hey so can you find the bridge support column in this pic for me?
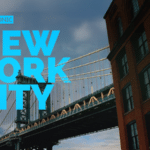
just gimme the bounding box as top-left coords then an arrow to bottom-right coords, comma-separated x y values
15,141 -> 20,150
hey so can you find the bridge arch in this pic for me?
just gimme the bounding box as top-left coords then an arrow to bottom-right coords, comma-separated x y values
34,122 -> 38,126
41,119 -> 46,123
60,109 -> 67,116
73,103 -> 82,111
107,87 -> 115,97
88,96 -> 99,105
50,114 -> 56,120
101,92 -> 104,100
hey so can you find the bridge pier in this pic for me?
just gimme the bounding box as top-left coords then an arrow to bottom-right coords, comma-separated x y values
15,141 -> 20,150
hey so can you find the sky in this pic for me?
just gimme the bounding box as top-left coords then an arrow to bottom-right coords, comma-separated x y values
0,0 -> 121,150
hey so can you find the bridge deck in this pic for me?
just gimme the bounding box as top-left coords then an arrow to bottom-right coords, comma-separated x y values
0,84 -> 117,149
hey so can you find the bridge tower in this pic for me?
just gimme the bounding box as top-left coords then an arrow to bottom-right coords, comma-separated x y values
14,70 -> 52,149
15,70 -> 52,129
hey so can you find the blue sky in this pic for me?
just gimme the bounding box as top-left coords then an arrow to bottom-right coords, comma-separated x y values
0,0 -> 121,149
0,0 -> 112,65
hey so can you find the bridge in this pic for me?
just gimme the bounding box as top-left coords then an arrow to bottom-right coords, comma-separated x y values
0,46 -> 118,150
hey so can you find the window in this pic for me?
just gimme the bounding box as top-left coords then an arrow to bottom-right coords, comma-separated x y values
137,31 -> 149,58
139,65 -> 150,101
131,27 -> 149,63
116,48 -> 129,79
122,84 -> 134,113
117,17 -> 123,37
145,112 -> 150,146
132,0 -> 139,17
127,122 -> 139,150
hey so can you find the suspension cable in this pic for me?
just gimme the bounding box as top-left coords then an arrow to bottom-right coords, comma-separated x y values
44,46 -> 109,70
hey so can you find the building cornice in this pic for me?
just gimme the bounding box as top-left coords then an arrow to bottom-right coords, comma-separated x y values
103,0 -> 114,19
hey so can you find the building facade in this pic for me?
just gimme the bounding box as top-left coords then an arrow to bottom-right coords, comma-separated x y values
104,0 -> 150,150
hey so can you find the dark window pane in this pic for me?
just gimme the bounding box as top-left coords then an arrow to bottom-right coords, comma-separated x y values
130,97 -> 134,109
139,65 -> 150,101
132,137 -> 136,149
145,113 -> 150,146
123,84 -> 134,113
144,72 -> 149,84
117,49 -> 129,79
127,122 -> 139,150
125,54 -> 127,62
128,100 -> 131,111
126,88 -> 129,99
148,68 -> 150,77
140,46 -> 144,57
147,85 -> 150,98
145,42 -> 149,52
136,137 -> 139,149
117,17 -> 123,37
131,124 -> 134,136
126,64 -> 129,73
132,0 -> 139,17
129,85 -> 132,96
143,32 -> 147,41
134,123 -> 138,135
138,37 -> 142,46
132,27 -> 149,62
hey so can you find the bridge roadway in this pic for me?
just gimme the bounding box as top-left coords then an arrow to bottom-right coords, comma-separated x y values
0,83 -> 118,150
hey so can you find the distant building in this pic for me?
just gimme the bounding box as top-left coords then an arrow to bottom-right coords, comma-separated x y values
104,0 -> 150,150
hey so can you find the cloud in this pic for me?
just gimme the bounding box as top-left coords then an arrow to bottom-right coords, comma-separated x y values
73,23 -> 92,42
0,1 -> 22,13
67,18 -> 108,56
72,18 -> 107,43
60,18 -> 108,58
95,18 -> 107,32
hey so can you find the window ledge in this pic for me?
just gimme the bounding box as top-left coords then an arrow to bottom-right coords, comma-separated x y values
124,108 -> 134,116
142,98 -> 150,104
120,72 -> 129,81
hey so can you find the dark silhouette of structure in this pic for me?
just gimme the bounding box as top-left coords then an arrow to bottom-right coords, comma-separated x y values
0,81 -> 117,150
104,0 -> 150,149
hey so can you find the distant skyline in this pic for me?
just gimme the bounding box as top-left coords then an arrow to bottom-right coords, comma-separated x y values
0,0 -> 121,149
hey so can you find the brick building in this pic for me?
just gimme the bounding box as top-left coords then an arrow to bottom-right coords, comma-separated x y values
104,0 -> 150,149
